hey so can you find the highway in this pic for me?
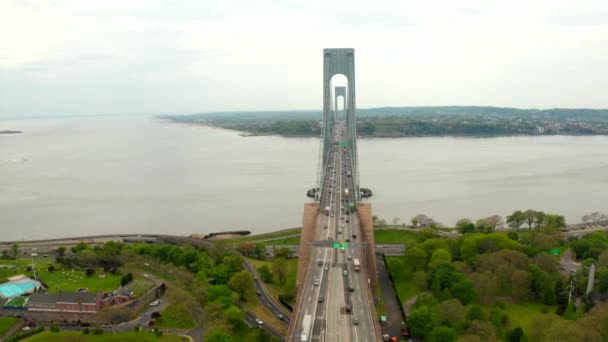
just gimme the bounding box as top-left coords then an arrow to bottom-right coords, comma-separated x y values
291,122 -> 378,341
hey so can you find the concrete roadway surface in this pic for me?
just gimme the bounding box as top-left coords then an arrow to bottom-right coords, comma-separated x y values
245,311 -> 284,340
292,122 -> 378,342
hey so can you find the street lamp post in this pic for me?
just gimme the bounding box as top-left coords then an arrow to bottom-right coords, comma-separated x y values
31,252 -> 38,288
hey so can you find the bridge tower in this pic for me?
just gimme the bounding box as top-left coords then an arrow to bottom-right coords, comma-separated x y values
316,48 -> 361,202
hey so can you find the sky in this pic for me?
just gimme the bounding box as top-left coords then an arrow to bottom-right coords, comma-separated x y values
2,0 -> 608,117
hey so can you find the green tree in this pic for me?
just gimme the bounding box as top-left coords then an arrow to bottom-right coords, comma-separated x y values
508,327 -> 527,342
429,249 -> 452,269
275,247 -> 294,259
506,211 -> 526,231
258,265 -> 273,283
224,305 -> 245,329
404,246 -> 428,271
429,326 -> 456,342
436,299 -> 466,329
524,210 -> 536,230
407,305 -> 436,338
10,244 -> 19,259
271,258 -> 287,285
456,218 -> 476,234
228,270 -> 253,301
467,305 -> 486,321
533,211 -> 546,230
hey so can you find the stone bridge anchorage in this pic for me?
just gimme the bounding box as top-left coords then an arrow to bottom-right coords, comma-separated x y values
289,48 -> 381,342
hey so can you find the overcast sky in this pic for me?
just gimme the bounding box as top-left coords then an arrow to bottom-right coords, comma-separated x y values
2,0 -> 608,117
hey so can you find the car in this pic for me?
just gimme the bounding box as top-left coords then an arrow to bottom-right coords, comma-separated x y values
318,295 -> 324,303
345,304 -> 352,313
324,264 -> 329,271
255,318 -> 263,326
341,224 -> 345,228
324,224 -> 328,229
340,247 -> 345,252
149,300 -> 160,306
22,327 -> 31,331
353,317 -> 359,325
346,219 -> 350,223
338,229 -> 342,234
349,286 -> 355,292
256,290 -> 261,295
343,270 -> 348,276
314,278 -> 319,286
143,274 -> 149,278
277,313 -> 284,320
347,255 -> 352,260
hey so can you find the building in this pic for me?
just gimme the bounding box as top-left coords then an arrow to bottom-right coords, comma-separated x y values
27,290 -> 132,314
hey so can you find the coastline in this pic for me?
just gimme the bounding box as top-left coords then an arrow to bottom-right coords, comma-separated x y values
0,130 -> 22,135
159,119 -> 255,137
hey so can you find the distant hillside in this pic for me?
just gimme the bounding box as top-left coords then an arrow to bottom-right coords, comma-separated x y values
159,106 -> 608,137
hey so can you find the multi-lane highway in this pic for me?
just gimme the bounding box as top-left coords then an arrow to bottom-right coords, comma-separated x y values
291,122 -> 378,341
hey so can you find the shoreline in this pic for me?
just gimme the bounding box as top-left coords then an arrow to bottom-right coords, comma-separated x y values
159,119 -> 254,136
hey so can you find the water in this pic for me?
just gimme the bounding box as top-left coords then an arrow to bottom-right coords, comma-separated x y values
1,115 -> 607,240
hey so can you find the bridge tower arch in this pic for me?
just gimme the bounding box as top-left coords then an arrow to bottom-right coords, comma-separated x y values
316,48 -> 361,202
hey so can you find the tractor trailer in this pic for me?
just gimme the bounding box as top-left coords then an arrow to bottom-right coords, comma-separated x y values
301,314 -> 312,341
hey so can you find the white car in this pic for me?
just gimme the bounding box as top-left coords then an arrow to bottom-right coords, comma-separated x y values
22,327 -> 31,331
340,247 -> 345,252
149,300 -> 160,306
255,318 -> 263,326
347,255 -> 352,260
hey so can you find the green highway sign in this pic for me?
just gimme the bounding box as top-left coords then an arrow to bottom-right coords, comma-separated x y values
332,242 -> 349,248
333,243 -> 340,248
339,141 -> 349,147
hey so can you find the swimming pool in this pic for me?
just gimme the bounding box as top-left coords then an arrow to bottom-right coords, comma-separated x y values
0,281 -> 36,298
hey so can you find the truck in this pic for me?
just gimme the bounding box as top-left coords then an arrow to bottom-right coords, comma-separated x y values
301,314 -> 312,342
353,258 -> 360,271
349,201 -> 356,213
325,206 -> 330,216
344,188 -> 350,198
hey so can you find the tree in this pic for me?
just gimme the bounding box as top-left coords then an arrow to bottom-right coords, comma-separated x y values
392,217 -> 401,225
456,218 -> 475,234
407,305 -> 436,338
274,247 -> 294,259
436,299 -> 466,329
581,212 -> 608,225
404,246 -> 428,271
412,214 -> 436,228
544,214 -> 566,231
271,258 -> 287,285
533,211 -> 546,230
524,210 -> 536,230
429,326 -> 457,342
506,211 -> 526,231
71,242 -> 88,254
10,244 -> 19,260
237,242 -> 256,257
224,305 -> 245,329
258,265 -> 273,283
467,305 -> 486,321
508,327 -> 527,342
228,270 -> 253,301
56,246 -> 67,255
429,249 -> 452,269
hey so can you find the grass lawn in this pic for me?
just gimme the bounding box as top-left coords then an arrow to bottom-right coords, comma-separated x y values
23,331 -> 185,341
0,317 -> 20,336
35,267 -> 122,293
264,236 -> 301,245
374,230 -> 422,245
221,228 -> 301,244
130,279 -> 155,298
155,303 -> 196,329
248,257 -> 298,306
502,302 -> 559,336
0,258 -> 54,282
